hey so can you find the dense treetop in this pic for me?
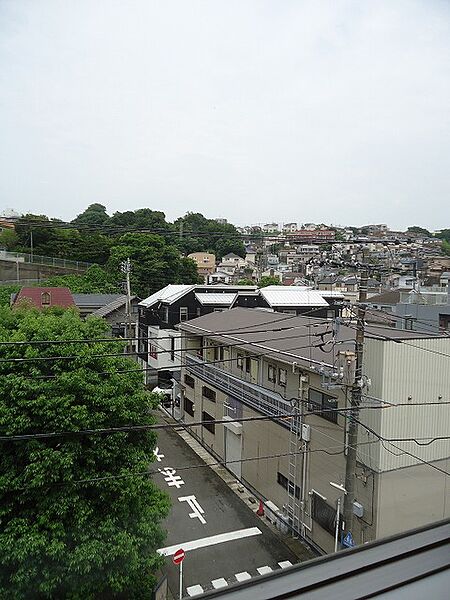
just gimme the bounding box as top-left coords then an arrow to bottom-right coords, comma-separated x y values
0,306 -> 169,598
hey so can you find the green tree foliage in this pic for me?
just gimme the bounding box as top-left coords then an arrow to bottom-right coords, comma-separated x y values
435,229 -> 450,242
258,276 -> 281,287
407,226 -> 432,237
42,265 -> 119,293
442,239 -> 450,256
0,307 -> 169,598
110,208 -> 169,232
0,228 -> 19,250
107,233 -> 201,297
174,213 -> 245,258
0,285 -> 21,307
14,215 -> 112,264
236,279 -> 254,286
72,203 -> 110,226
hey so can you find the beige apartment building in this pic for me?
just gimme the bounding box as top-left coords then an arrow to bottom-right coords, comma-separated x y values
178,308 -> 450,554
187,252 -> 216,281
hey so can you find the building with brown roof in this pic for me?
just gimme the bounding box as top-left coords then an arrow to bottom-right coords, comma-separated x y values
13,287 -> 75,309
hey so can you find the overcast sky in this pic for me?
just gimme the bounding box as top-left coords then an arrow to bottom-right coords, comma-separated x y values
0,1 -> 449,230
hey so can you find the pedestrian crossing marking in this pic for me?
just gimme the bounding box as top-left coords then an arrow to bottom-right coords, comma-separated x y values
211,577 -> 228,589
257,565 -> 273,575
235,571 -> 251,582
186,584 -> 204,597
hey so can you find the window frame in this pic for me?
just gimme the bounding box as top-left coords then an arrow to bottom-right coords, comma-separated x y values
202,386 -> 216,402
179,306 -> 189,322
308,388 -> 338,424
268,364 -> 276,383
184,397 -> 194,417
278,368 -> 287,387
202,410 -> 215,434
184,374 -> 195,389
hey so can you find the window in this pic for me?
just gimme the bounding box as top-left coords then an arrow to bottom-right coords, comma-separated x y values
41,292 -> 51,306
405,316 -> 415,331
312,492 -> 340,535
184,397 -> 194,417
184,374 -> 195,389
170,336 -> 175,361
149,342 -> 157,360
237,354 -> 244,370
268,364 -> 276,383
202,411 -> 215,434
308,389 -> 338,424
202,386 -> 216,402
196,307 -> 201,317
162,306 -> 169,322
277,472 -> 301,499
278,368 -> 287,387
245,357 -> 251,374
213,345 -> 224,362
180,307 -> 188,321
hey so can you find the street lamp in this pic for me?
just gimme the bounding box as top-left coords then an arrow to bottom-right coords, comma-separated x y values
329,481 -> 347,553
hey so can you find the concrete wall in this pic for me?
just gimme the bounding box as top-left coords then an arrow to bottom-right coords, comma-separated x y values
0,259 -> 85,282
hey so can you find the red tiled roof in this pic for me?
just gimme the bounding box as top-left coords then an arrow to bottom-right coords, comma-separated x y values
14,287 -> 76,309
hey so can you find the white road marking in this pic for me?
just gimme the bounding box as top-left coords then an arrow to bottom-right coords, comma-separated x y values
278,560 -> 293,569
211,578 -> 228,589
186,584 -> 204,597
157,526 -> 262,556
178,495 -> 207,524
257,566 -> 273,575
235,571 -> 251,582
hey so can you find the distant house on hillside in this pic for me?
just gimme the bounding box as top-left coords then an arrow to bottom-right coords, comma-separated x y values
12,287 -> 75,309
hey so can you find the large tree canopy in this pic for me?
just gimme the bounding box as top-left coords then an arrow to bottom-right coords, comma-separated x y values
0,307 -> 169,598
107,232 -> 201,297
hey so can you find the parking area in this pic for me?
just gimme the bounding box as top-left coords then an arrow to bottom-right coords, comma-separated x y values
154,423 -> 299,597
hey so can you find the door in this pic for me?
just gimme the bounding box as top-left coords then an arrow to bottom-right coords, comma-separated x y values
225,427 -> 242,480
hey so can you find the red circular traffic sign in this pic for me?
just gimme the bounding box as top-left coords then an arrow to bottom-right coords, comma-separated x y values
173,548 -> 185,565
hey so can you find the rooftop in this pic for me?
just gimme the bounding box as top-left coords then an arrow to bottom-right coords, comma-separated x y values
13,287 -> 75,309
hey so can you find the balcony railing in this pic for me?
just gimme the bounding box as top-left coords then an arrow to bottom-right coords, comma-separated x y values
185,353 -> 295,427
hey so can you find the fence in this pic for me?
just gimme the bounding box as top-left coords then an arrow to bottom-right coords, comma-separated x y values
0,250 -> 91,271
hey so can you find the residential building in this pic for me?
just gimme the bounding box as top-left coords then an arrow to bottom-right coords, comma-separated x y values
187,252 -> 216,281
71,293 -> 125,318
263,223 -> 280,234
91,294 -> 140,341
282,222 -> 298,233
12,287 -> 75,309
287,229 -> 336,244
178,308 -> 450,554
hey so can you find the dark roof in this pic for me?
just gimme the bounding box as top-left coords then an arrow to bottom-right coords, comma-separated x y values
14,287 -> 75,309
92,295 -> 137,317
72,294 -> 122,308
368,290 -> 401,305
179,308 -> 444,370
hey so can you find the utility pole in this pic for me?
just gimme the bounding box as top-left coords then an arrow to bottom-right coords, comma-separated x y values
120,258 -> 133,353
30,228 -> 34,262
343,269 -> 368,538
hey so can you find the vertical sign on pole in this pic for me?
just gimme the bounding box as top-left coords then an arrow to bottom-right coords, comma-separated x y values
173,548 -> 185,599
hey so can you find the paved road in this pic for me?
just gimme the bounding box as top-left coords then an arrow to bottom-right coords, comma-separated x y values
154,424 -> 298,597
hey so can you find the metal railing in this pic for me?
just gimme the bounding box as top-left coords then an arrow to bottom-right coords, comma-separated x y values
185,353 -> 295,427
0,250 -> 91,271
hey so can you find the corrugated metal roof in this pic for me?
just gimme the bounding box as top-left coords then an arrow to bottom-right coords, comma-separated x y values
72,294 -> 122,307
259,286 -> 329,307
139,285 -> 194,307
195,293 -> 237,305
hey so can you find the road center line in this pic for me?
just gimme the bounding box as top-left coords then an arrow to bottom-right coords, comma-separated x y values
157,527 -> 262,556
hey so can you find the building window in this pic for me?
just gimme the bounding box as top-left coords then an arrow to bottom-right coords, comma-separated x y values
180,307 -> 188,322
278,368 -> 287,387
308,389 -> 338,424
184,374 -> 195,389
170,336 -> 175,361
277,472 -> 300,499
41,292 -> 51,306
202,386 -> 216,402
405,316 -> 415,330
162,306 -> 169,322
184,397 -> 194,417
237,354 -> 244,370
202,411 -> 215,434
197,308 -> 201,317
245,357 -> 251,374
311,492 -> 340,535
268,364 -> 276,383
149,341 -> 157,360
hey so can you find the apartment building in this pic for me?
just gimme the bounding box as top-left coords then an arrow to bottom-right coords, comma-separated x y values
178,308 -> 450,554
187,252 -> 216,281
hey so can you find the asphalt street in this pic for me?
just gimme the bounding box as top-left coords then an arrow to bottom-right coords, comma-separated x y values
154,423 -> 298,598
